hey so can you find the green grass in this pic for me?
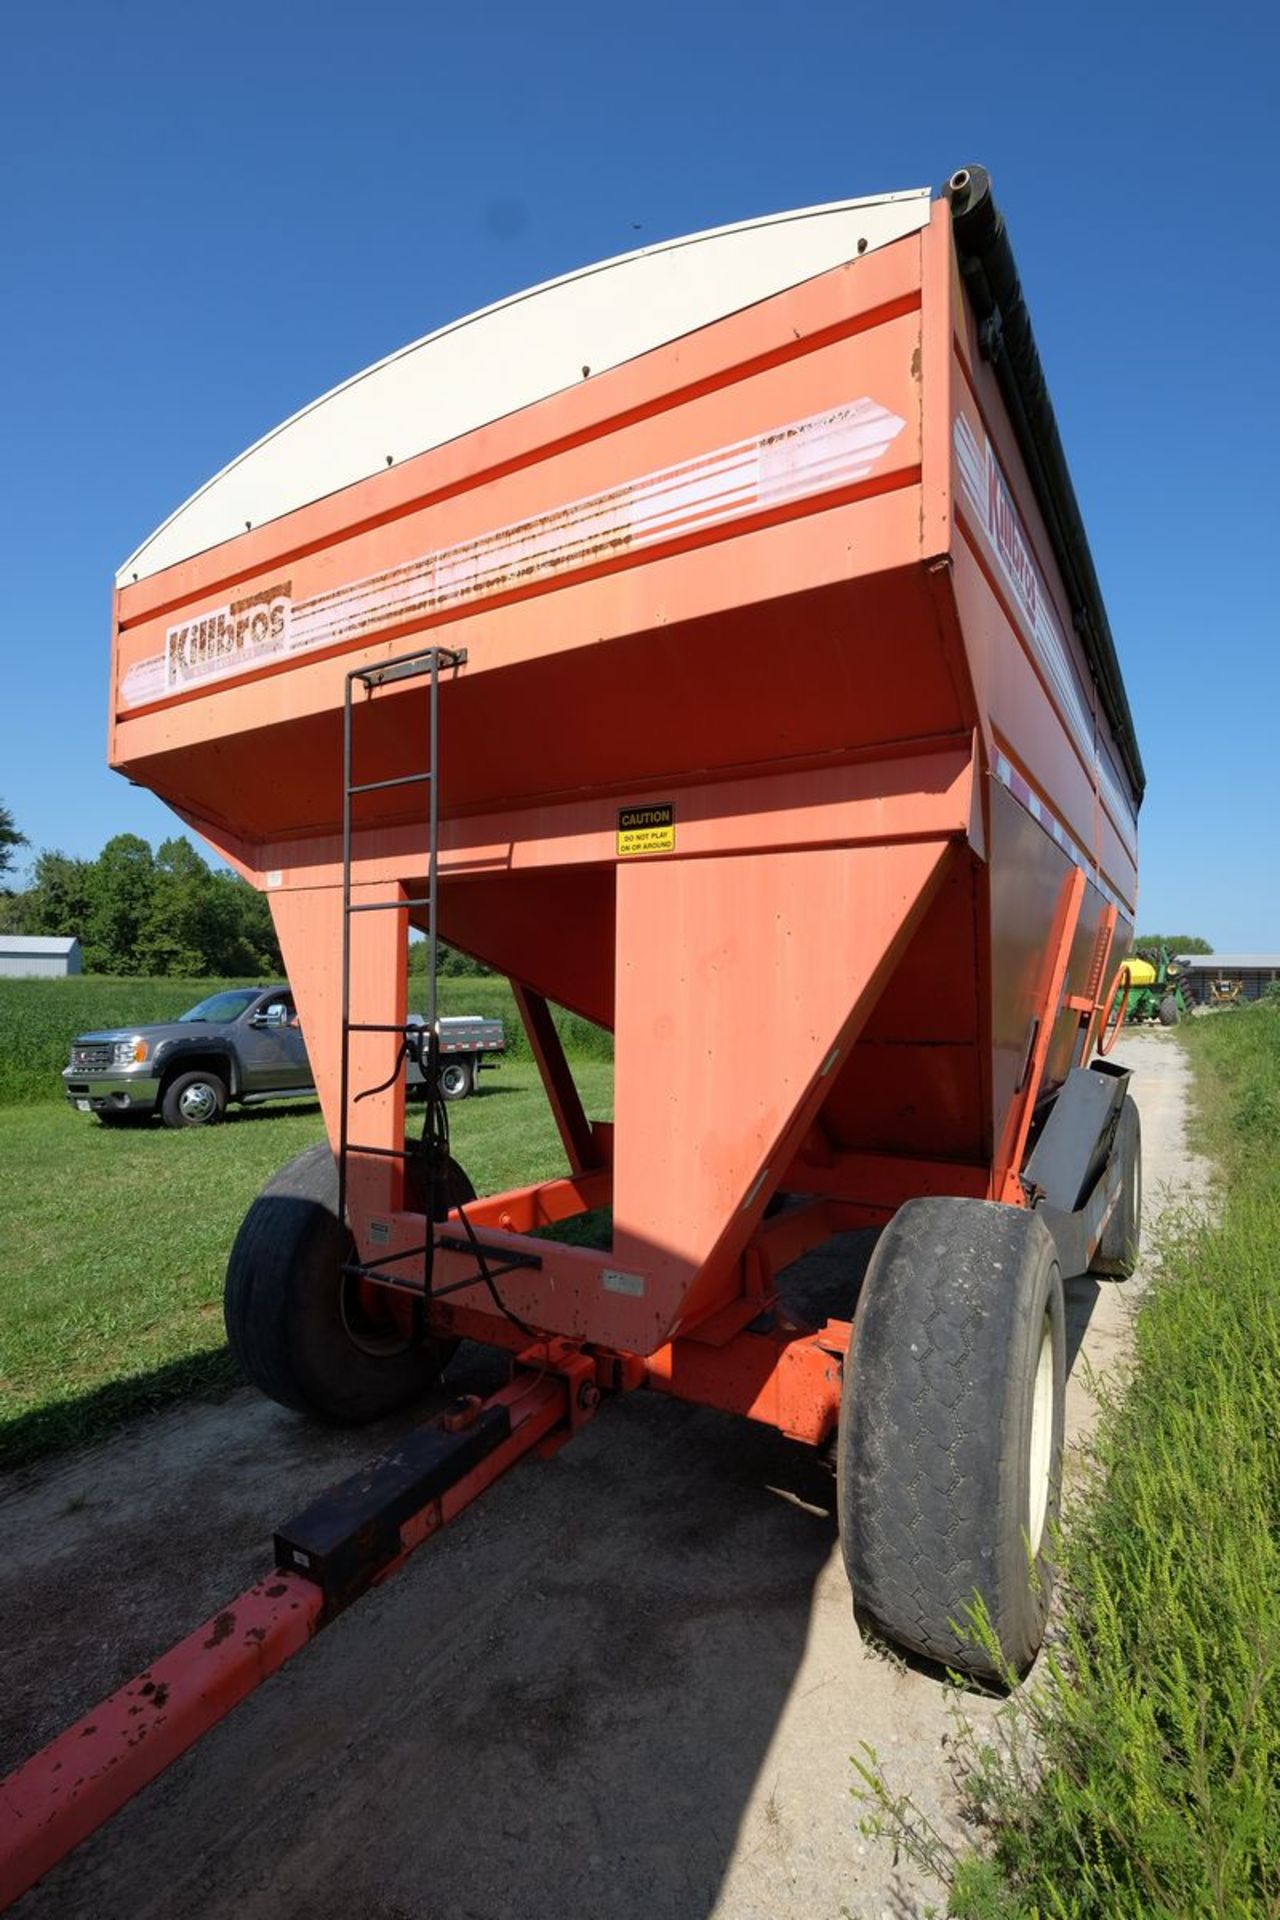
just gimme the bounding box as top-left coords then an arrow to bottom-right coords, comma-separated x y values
863,1002 -> 1280,1918
0,973 -> 611,1106
0,1059 -> 612,1470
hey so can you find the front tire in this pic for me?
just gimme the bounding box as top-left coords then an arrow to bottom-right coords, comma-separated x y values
838,1197 -> 1065,1682
224,1141 -> 470,1424
1158,994 -> 1179,1026
161,1069 -> 227,1129
1092,1095 -> 1141,1278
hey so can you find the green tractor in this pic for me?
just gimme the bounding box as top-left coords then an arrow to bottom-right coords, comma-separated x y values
1123,945 -> 1193,1026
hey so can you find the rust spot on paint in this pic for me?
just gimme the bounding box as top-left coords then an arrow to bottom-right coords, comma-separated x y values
152,1683 -> 169,1708
80,1725 -> 97,1738
265,1582 -> 288,1598
245,1626 -> 266,1644
204,1610 -> 236,1649
910,345 -> 922,381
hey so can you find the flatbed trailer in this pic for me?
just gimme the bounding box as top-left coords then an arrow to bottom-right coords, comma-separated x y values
1,165 -> 1143,1907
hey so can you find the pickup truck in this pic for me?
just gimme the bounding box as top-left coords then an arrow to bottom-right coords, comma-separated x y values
62,985 -> 504,1128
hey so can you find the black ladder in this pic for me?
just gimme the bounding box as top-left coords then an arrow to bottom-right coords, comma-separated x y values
335,645 -> 542,1313
337,644 -> 464,1292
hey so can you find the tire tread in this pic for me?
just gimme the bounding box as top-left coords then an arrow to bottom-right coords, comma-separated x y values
838,1198 -> 1063,1679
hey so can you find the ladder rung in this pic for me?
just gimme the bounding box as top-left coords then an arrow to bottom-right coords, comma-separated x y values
345,1261 -> 538,1299
346,897 -> 433,914
343,1246 -> 433,1277
354,646 -> 467,690
347,771 -> 434,797
437,1235 -> 543,1272
346,1021 -> 426,1035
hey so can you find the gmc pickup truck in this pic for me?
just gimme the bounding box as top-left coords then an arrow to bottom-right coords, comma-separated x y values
62,985 -> 504,1128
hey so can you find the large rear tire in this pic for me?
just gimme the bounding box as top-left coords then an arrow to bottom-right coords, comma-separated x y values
224,1141 -> 471,1424
1092,1095 -> 1142,1278
838,1197 -> 1065,1681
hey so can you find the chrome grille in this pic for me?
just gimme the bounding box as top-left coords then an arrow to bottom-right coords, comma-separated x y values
71,1044 -> 114,1072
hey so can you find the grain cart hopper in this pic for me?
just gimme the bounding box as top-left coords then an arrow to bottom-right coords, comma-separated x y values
1,166 -> 1145,1905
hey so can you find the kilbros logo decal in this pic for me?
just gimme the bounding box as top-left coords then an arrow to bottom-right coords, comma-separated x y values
165,582 -> 292,691
952,411 -> 1138,857
121,396 -> 908,712
984,449 -> 1037,627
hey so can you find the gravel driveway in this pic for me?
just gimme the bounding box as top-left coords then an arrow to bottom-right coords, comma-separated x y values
0,1030 -> 1207,1919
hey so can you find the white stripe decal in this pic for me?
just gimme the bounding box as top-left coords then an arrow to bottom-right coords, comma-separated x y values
121,397 -> 907,709
955,414 -> 1138,862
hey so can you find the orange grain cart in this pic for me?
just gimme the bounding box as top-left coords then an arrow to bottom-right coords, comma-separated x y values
1,167 -> 1144,1905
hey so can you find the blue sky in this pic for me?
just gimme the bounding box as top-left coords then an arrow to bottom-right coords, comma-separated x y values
2,0 -> 1276,947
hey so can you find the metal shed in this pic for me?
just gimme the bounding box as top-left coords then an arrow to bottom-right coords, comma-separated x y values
0,935 -> 83,979
1176,955 -> 1280,1005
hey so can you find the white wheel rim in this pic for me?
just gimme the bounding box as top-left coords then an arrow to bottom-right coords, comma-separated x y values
179,1081 -> 217,1122
1027,1314 -> 1055,1556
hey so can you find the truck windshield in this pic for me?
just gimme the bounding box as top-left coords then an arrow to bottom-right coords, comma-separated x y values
179,989 -> 260,1024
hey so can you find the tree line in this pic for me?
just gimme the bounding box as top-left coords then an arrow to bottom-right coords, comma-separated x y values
0,802 -> 281,977
1133,934 -> 1214,955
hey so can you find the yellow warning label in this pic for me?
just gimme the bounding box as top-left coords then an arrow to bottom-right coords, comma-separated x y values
617,802 -> 675,857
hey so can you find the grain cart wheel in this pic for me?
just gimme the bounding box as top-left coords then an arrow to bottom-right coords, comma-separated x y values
1158,993 -> 1180,1026
224,1141 -> 472,1424
1092,1095 -> 1142,1279
438,1057 -> 474,1101
838,1197 -> 1065,1682
161,1068 -> 227,1129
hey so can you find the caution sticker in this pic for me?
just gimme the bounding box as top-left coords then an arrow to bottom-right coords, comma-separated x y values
617,802 -> 674,857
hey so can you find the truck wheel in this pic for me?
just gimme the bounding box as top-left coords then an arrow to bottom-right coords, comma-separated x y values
838,1197 -> 1065,1682
161,1069 -> 227,1129
1158,994 -> 1179,1026
224,1141 -> 470,1424
438,1057 -> 474,1101
1092,1096 -> 1141,1279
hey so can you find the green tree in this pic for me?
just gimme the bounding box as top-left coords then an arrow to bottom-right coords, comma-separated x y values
22,850 -> 95,939
0,892 -> 30,934
1134,934 -> 1214,956
136,837 -> 210,975
408,937 -> 492,977
201,870 -> 282,975
12,829 -> 284,976
0,801 -> 27,884
134,837 -> 282,976
84,834 -> 154,973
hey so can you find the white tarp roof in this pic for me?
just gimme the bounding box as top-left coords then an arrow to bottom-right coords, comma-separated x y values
119,189 -> 932,586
